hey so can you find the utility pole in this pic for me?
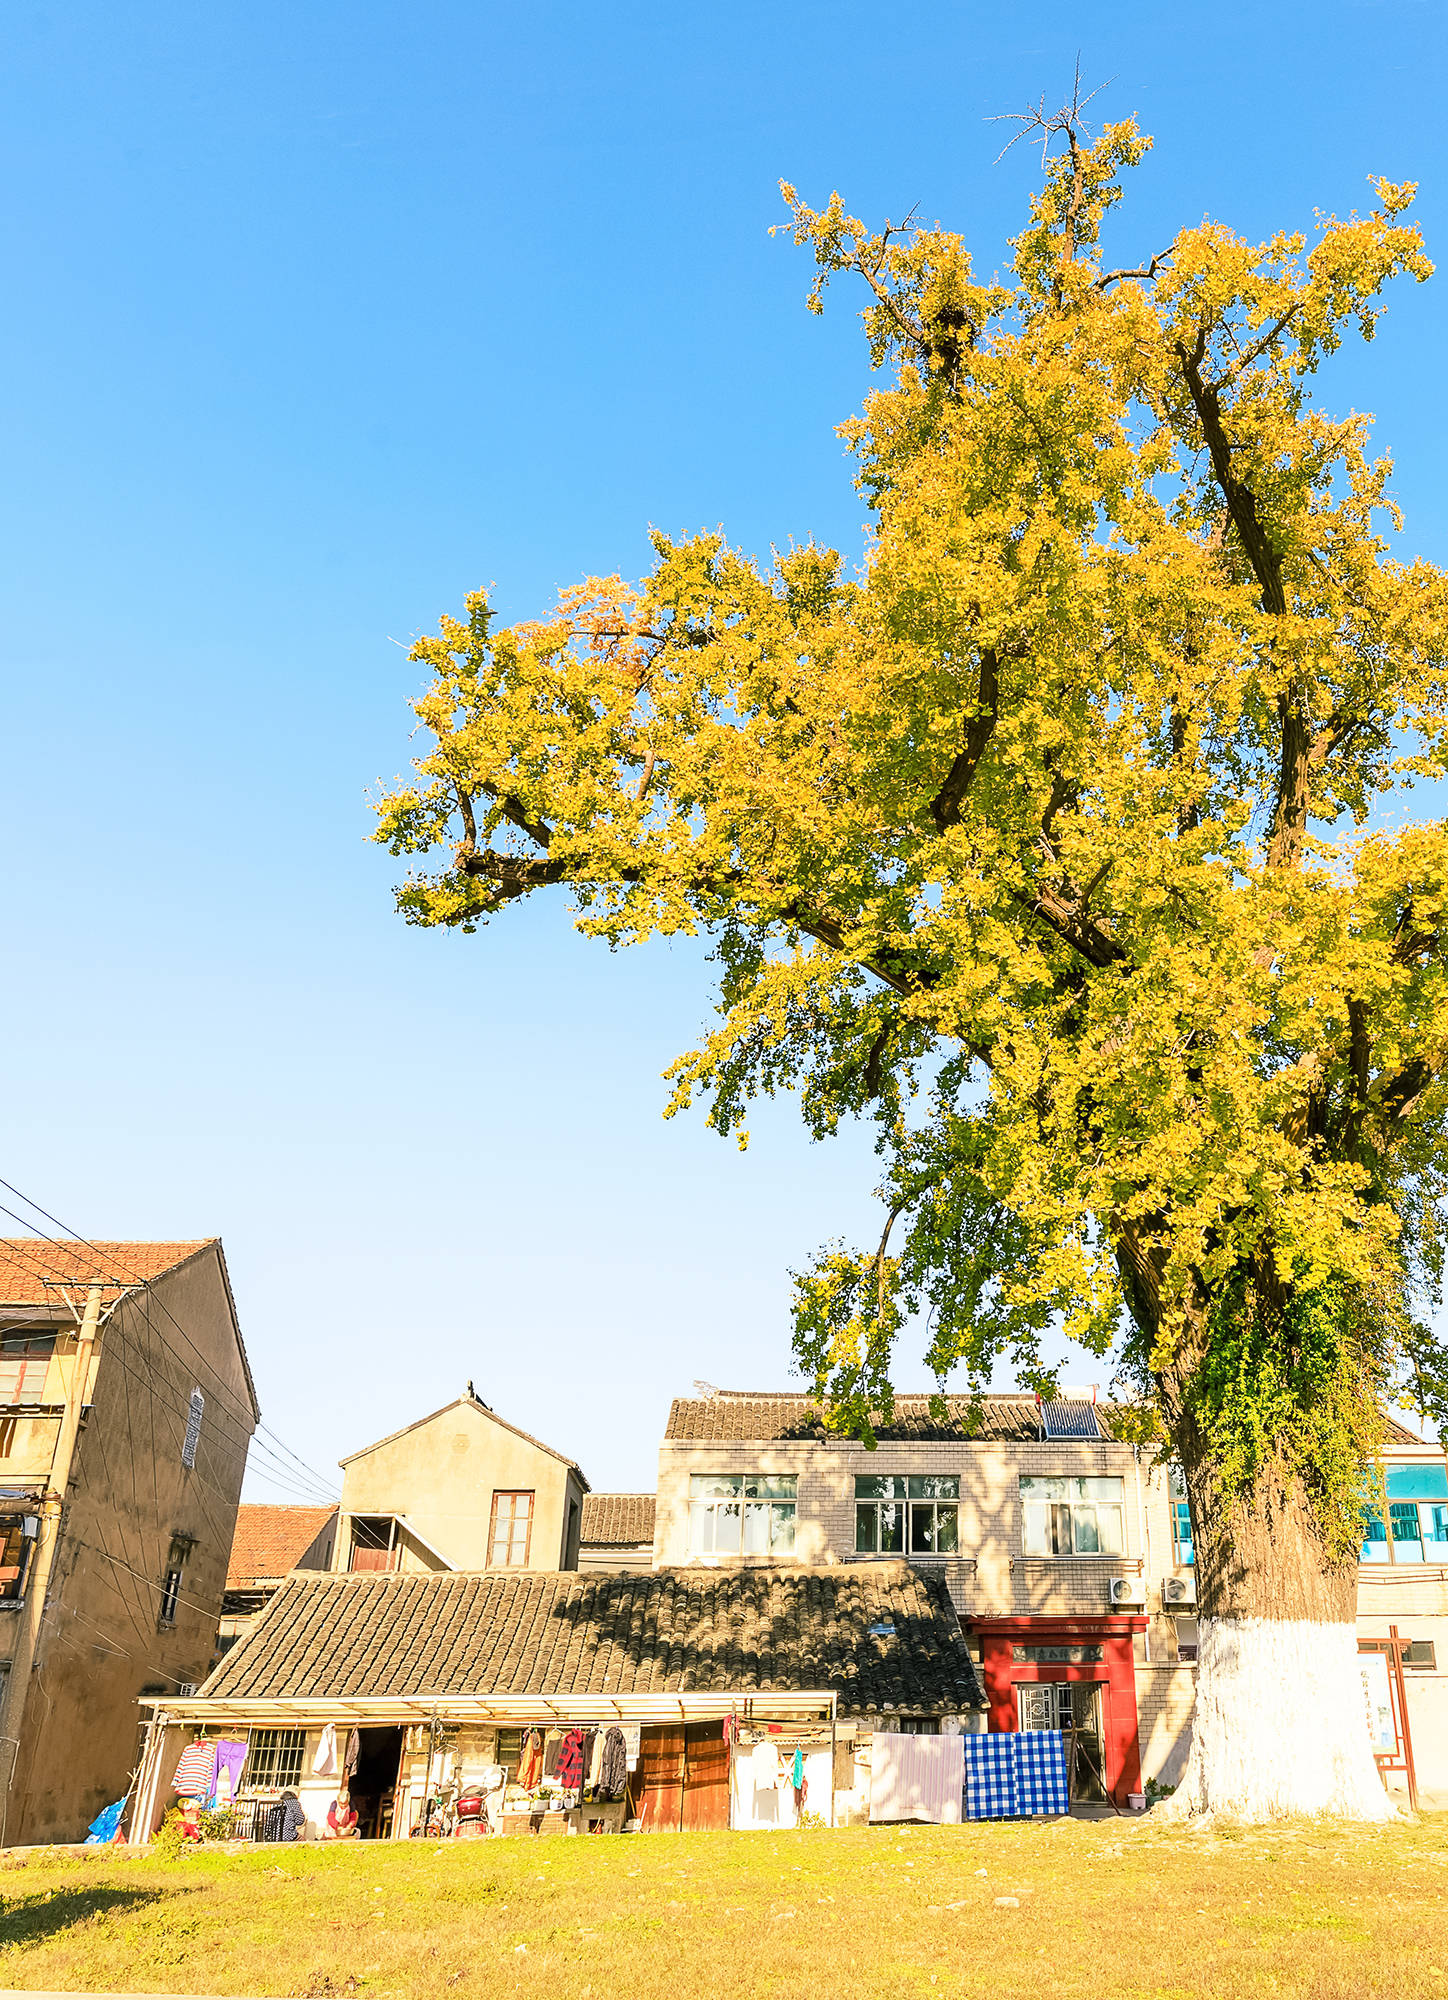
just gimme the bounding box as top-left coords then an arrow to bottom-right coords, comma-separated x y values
0,1280 -> 104,1844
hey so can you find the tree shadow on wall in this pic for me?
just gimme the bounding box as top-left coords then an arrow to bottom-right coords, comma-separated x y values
0,1882 -> 168,1947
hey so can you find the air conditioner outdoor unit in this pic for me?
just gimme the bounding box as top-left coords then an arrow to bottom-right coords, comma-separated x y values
1109,1575 -> 1145,1606
1163,1574 -> 1197,1607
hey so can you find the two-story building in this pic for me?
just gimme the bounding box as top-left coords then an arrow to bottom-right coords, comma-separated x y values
653,1388 -> 1197,1805
329,1391 -> 588,1575
0,1237 -> 256,1842
1359,1416 -> 1448,1805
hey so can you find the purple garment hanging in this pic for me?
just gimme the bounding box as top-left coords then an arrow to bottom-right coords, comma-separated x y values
207,1739 -> 248,1806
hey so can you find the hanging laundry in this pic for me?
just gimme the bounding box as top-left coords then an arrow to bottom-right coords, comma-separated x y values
516,1727 -> 544,1790
599,1726 -> 628,1799
872,1731 -> 966,1825
312,1723 -> 338,1777
587,1728 -> 606,1789
171,1739 -> 217,1800
557,1728 -> 587,1789
343,1727 -> 360,1777
541,1729 -> 563,1780
206,1740 -> 248,1809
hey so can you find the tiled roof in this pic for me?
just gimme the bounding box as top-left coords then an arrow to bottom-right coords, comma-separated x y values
580,1494 -> 655,1547
226,1504 -> 338,1589
198,1564 -> 985,1716
0,1235 -> 260,1424
0,1238 -> 214,1305
665,1391 -> 1440,1456
664,1391 -> 1092,1444
339,1394 -> 587,1483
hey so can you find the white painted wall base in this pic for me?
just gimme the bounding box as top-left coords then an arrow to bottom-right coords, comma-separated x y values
1164,1616 -> 1397,1821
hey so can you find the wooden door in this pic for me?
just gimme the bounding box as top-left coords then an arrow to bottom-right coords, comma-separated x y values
637,1726 -> 684,1832
681,1724 -> 729,1832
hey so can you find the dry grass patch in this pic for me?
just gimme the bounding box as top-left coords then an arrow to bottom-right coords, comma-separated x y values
0,1813 -> 1445,1998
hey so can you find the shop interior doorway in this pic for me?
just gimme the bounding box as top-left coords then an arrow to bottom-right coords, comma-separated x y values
349,1726 -> 405,1839
1017,1682 -> 1108,1802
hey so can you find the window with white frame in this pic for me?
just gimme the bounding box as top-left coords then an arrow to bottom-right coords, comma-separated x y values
854,1475 -> 959,1554
688,1474 -> 796,1554
1020,1475 -> 1125,1556
243,1727 -> 305,1791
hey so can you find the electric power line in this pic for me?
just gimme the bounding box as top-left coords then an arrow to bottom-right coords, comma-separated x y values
0,1182 -> 341,1501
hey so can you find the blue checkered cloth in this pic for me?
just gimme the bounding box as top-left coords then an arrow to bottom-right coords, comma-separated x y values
963,1731 -> 1019,1820
1015,1729 -> 1070,1816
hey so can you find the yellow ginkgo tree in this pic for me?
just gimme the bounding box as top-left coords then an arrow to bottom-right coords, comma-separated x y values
375,110 -> 1448,1817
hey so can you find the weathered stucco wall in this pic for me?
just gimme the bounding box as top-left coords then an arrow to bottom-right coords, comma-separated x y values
4,1247 -> 254,1843
337,1402 -> 584,1573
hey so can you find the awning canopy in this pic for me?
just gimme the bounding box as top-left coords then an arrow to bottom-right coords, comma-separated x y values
142,1689 -> 837,1727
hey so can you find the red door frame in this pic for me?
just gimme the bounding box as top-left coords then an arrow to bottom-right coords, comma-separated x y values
970,1615 -> 1146,1806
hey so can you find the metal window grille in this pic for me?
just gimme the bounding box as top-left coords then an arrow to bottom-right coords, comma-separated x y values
182,1389 -> 204,1469
243,1728 -> 306,1791
159,1569 -> 182,1624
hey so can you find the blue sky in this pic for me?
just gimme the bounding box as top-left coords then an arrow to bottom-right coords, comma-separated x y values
3,1 -> 1446,1500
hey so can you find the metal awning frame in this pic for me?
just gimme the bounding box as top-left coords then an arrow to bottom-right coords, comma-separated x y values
140,1689 -> 838,1728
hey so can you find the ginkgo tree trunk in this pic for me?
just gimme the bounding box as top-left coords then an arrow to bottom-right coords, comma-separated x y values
375,103 -> 1448,1818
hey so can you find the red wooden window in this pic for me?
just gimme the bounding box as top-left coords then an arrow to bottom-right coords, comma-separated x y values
0,1517 -> 31,1602
0,1337 -> 54,1406
489,1491 -> 534,1567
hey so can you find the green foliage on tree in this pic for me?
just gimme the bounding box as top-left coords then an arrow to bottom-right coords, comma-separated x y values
375,105 -> 1448,1609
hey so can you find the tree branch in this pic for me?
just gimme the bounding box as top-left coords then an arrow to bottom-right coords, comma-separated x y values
1173,332 -> 1286,616
1009,880 -> 1127,969
1220,304 -> 1302,386
929,649 -> 1001,830
1096,248 -> 1171,292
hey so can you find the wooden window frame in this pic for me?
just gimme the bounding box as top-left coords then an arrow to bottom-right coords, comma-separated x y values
488,1491 -> 534,1568
0,1334 -> 55,1408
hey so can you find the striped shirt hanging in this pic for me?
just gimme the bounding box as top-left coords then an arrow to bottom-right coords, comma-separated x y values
172,1738 -> 217,1800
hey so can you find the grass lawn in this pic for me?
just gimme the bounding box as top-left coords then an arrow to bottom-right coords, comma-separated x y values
1,1814 -> 1446,1999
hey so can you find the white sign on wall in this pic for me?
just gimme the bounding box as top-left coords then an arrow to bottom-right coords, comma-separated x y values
1359,1653 -> 1396,1756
